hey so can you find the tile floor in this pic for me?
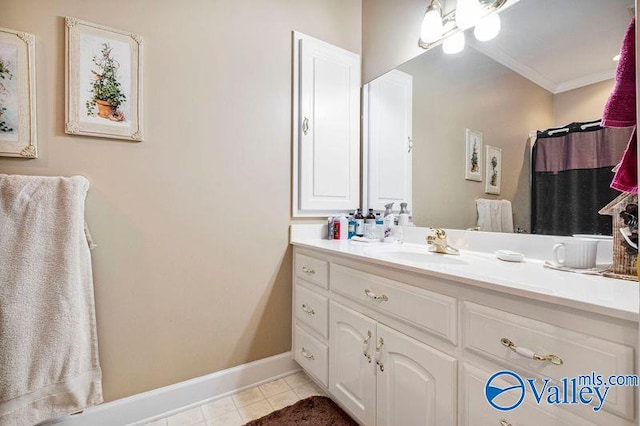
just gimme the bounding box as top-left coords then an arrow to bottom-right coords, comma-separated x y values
141,371 -> 325,426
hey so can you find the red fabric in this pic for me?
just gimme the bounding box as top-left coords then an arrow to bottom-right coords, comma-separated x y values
602,17 -> 636,128
611,129 -> 638,193
603,17 -> 637,194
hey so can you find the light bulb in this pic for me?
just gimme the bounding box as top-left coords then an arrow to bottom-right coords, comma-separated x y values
420,7 -> 444,43
442,31 -> 465,54
474,13 -> 501,41
455,0 -> 483,30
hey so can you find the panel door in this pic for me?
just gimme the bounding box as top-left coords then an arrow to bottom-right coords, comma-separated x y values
298,35 -> 360,213
330,301 -> 377,425
365,69 -> 413,212
376,323 -> 457,426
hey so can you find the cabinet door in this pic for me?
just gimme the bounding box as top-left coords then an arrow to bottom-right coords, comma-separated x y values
364,69 -> 413,212
376,323 -> 457,426
330,302 -> 376,425
296,33 -> 360,215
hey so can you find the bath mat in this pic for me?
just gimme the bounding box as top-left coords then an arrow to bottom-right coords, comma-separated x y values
244,396 -> 357,426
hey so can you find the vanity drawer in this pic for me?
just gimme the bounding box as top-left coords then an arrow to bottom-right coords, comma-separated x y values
461,363 -> 597,426
294,324 -> 328,387
331,264 -> 457,344
295,282 -> 329,338
295,253 -> 329,289
463,301 -> 635,421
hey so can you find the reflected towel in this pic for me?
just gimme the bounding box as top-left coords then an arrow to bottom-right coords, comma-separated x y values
602,17 -> 636,128
476,199 -> 514,233
0,174 -> 102,426
611,129 -> 638,193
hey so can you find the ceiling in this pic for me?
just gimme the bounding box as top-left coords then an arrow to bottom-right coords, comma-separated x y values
467,0 -> 634,94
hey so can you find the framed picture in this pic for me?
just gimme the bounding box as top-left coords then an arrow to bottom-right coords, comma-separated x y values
485,145 -> 502,195
65,17 -> 143,141
0,27 -> 36,158
464,128 -> 482,181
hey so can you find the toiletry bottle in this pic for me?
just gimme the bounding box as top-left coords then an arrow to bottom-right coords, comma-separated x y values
355,208 -> 365,237
333,216 -> 341,239
339,214 -> 348,240
366,208 -> 376,224
375,212 -> 383,225
327,217 -> 335,240
399,202 -> 410,226
348,212 -> 356,239
383,202 -> 394,218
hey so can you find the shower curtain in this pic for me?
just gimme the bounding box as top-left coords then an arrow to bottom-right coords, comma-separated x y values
531,120 -> 632,236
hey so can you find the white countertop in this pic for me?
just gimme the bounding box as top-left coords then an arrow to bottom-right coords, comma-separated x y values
291,237 -> 639,322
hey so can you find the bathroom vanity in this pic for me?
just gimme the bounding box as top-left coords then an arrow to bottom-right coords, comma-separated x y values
290,226 -> 638,426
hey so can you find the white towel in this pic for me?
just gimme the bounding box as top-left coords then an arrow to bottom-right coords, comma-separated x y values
476,198 -> 514,233
0,174 -> 102,426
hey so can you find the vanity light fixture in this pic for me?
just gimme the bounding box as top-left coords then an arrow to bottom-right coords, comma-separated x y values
420,0 -> 444,44
442,31 -> 465,54
456,0 -> 484,30
418,0 -> 509,50
473,12 -> 501,41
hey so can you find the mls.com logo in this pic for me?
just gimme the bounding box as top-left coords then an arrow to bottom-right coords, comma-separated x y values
484,370 -> 526,411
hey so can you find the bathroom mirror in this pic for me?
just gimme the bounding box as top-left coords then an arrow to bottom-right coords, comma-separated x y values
364,0 -> 634,234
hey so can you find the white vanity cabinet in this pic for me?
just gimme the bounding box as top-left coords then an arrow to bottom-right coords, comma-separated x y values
292,32 -> 361,216
329,301 -> 456,426
291,246 -> 638,426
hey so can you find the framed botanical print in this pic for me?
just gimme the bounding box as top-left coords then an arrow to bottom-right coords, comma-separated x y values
485,145 -> 502,195
0,27 -> 36,158
65,17 -> 143,141
464,128 -> 482,181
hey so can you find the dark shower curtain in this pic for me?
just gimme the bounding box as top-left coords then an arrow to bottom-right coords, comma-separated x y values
531,121 -> 632,236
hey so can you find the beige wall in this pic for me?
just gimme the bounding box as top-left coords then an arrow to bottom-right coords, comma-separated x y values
553,79 -> 614,126
398,47 -> 553,231
0,0 -> 361,401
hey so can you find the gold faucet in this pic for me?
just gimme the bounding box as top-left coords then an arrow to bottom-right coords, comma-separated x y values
426,228 -> 460,255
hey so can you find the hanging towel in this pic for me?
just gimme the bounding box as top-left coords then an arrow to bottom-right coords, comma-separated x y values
0,174 -> 102,426
476,199 -> 514,233
602,17 -> 637,194
602,18 -> 636,128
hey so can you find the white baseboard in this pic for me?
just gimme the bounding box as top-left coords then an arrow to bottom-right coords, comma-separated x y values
46,351 -> 299,426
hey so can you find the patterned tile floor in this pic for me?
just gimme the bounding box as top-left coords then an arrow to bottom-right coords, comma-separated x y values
140,372 -> 325,426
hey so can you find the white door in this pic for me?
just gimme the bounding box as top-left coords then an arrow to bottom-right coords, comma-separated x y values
296,33 -> 360,215
364,69 -> 413,213
376,323 -> 457,426
330,302 -> 376,425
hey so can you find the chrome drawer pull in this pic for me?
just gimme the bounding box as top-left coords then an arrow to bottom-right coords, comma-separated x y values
301,266 -> 315,275
363,330 -> 372,363
301,304 -> 315,316
302,117 -> 309,135
501,338 -> 563,365
364,289 -> 388,302
500,420 -> 512,426
375,337 -> 384,372
301,347 -> 315,360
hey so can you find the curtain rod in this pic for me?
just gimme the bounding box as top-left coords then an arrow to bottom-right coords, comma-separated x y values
536,119 -> 603,139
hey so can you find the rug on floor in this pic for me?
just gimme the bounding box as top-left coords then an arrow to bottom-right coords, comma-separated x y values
244,395 -> 357,425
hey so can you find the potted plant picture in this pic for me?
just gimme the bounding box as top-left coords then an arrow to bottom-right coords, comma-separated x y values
490,155 -> 498,186
86,43 -> 126,122
0,57 -> 13,133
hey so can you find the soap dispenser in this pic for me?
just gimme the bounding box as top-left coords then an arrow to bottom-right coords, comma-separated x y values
398,202 -> 410,226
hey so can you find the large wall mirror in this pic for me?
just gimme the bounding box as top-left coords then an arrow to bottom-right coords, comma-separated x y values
363,0 -> 634,235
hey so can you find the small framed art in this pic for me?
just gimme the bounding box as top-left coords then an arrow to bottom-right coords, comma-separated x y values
0,27 -> 36,158
464,128 -> 482,181
65,17 -> 143,141
485,145 -> 502,195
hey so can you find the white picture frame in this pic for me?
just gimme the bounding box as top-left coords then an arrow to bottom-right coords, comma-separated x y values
0,27 -> 37,158
464,128 -> 482,181
65,17 -> 143,141
485,145 -> 502,195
